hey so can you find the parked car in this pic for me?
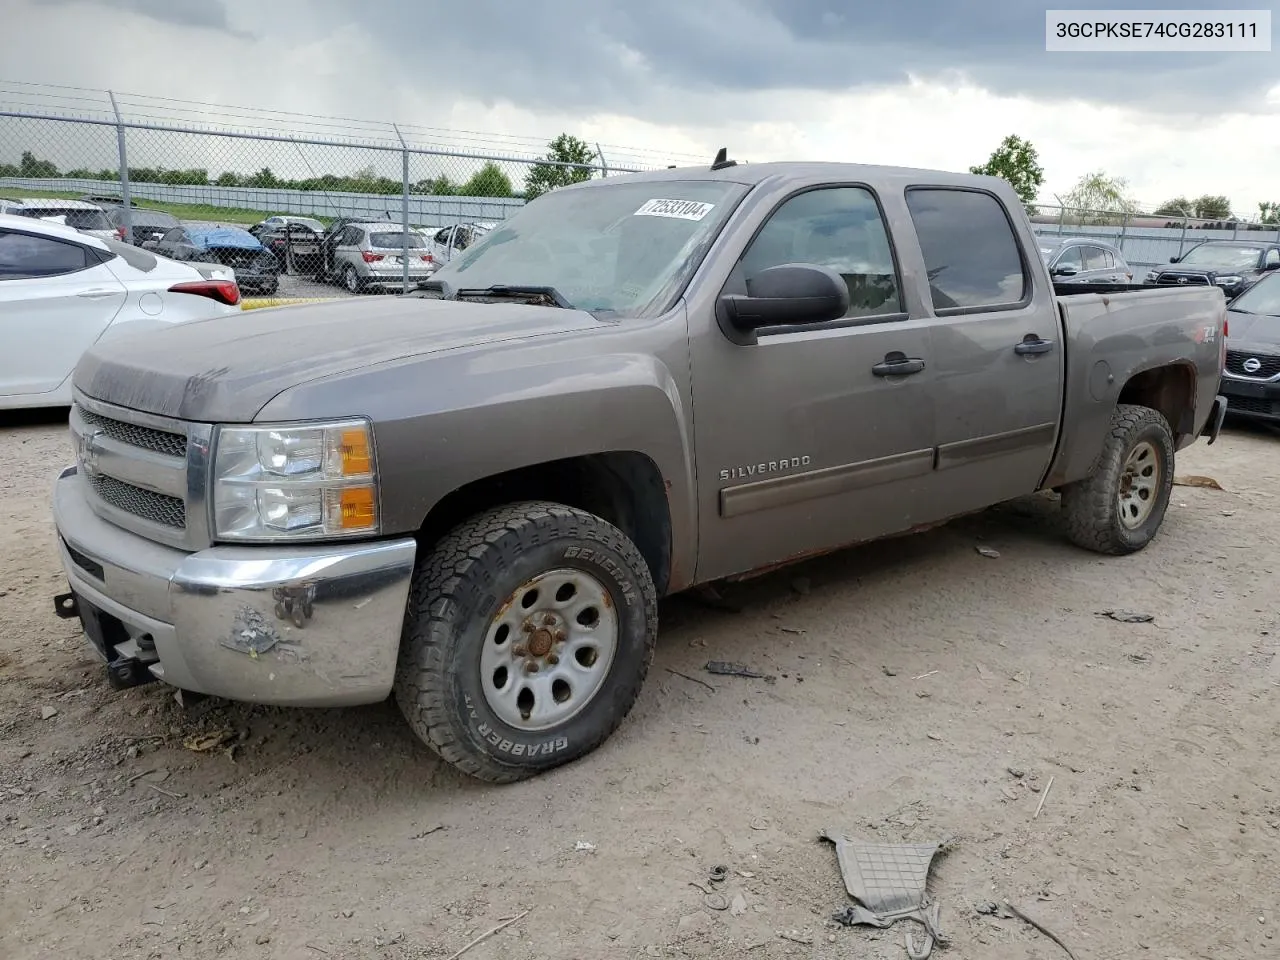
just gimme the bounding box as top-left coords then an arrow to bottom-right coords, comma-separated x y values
1144,239 -> 1280,300
1038,236 -> 1133,284
0,199 -> 115,241
249,215 -> 325,239
105,207 -> 180,246
147,225 -> 280,295
328,222 -> 435,292
0,213 -> 240,410
82,194 -> 138,210
312,216 -> 366,282
51,159 -> 1226,783
1218,271 -> 1280,422
427,220 -> 496,266
256,220 -> 323,274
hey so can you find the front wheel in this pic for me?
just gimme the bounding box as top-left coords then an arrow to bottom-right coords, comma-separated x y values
394,501 -> 659,782
342,264 -> 362,293
1062,403 -> 1175,555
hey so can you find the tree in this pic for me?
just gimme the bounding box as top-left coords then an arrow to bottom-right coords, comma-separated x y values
1061,171 -> 1138,223
1191,194 -> 1232,220
524,133 -> 596,201
19,150 -> 58,178
459,162 -> 513,198
969,135 -> 1044,210
1259,202 -> 1280,226
416,174 -> 459,195
1155,196 -> 1193,217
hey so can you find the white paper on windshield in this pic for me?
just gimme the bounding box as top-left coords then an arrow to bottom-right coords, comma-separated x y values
633,199 -> 714,221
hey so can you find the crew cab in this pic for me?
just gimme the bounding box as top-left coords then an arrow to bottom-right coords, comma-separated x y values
51,159 -> 1227,783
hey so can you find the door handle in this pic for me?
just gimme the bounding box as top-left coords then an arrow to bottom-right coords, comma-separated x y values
75,288 -> 118,299
1014,335 -> 1055,356
872,352 -> 926,377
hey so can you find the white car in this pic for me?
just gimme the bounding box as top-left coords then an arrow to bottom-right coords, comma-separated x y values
0,198 -> 117,242
0,213 -> 243,410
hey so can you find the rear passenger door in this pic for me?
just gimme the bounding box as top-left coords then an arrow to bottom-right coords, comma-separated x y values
904,187 -> 1064,515
691,184 -> 939,583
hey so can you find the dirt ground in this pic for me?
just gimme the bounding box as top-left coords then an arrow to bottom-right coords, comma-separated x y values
2,410 -> 1278,960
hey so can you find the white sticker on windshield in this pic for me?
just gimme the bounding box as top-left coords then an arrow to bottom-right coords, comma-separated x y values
634,198 -> 715,221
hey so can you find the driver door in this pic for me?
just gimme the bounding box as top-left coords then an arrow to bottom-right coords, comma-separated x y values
689,184 -> 940,583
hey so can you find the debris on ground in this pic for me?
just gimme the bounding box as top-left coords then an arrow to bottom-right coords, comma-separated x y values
731,893 -> 748,916
1033,776 -> 1055,819
183,729 -> 236,752
822,830 -> 952,958
39,705 -> 58,720
1173,474 -> 1224,490
445,909 -> 531,960
705,661 -> 775,682
1096,610 -> 1154,624
708,865 -> 728,883
975,545 -> 1001,559
574,841 -> 596,852
1004,901 -> 1079,960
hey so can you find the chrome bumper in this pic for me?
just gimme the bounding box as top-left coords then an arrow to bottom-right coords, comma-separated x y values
52,466 -> 417,707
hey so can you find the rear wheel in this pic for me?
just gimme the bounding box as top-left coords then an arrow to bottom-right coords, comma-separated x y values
394,501 -> 659,782
343,264 -> 362,293
1062,404 -> 1175,555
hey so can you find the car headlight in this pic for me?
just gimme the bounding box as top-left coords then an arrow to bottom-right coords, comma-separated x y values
1213,275 -> 1242,286
1144,271 -> 1159,282
212,419 -> 378,541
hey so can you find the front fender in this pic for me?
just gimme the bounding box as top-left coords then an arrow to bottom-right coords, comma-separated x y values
257,336 -> 696,587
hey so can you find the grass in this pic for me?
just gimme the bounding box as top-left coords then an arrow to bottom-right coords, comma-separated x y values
0,187 -> 275,225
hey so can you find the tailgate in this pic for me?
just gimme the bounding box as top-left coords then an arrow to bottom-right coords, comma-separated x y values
1041,286 -> 1226,488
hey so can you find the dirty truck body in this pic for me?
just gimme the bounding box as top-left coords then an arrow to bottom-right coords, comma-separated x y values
52,161 -> 1227,782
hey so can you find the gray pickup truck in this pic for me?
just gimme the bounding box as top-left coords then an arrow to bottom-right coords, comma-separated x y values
52,159 -> 1228,782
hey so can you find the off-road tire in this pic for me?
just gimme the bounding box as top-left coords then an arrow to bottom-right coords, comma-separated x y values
394,501 -> 659,783
1062,404 -> 1175,556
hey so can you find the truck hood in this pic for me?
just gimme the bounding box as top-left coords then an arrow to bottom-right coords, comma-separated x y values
1226,308 -> 1280,353
73,296 -> 607,422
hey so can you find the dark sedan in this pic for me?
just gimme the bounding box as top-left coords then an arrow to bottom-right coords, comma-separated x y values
1145,240 -> 1280,300
1220,272 -> 1280,423
147,225 -> 280,295
106,208 -> 181,246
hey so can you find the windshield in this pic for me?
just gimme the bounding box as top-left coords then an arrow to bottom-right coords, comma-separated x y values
430,179 -> 749,316
1037,240 -> 1064,262
1228,273 -> 1280,316
21,207 -> 110,231
288,218 -> 324,232
370,231 -> 426,249
1179,244 -> 1263,270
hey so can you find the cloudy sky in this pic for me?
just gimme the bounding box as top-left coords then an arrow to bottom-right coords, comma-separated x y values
5,0 -> 1280,212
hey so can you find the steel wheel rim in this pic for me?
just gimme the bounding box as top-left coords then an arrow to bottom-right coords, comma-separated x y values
479,567 -> 620,732
1118,440 -> 1160,530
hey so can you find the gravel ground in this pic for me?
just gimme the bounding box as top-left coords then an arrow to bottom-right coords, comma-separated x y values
1,412 -> 1278,960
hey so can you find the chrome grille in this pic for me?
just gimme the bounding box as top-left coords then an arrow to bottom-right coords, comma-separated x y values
1225,350 -> 1280,379
1155,272 -> 1210,286
88,474 -> 186,529
77,407 -> 187,458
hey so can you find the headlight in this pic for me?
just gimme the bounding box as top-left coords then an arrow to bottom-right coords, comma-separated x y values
212,419 -> 378,541
1213,275 -> 1242,286
1144,271 -> 1159,282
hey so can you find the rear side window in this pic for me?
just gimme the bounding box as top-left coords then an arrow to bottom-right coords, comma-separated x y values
0,231 -> 91,279
1084,246 -> 1109,271
905,188 -> 1028,311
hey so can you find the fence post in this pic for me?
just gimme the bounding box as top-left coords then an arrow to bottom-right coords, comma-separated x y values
107,90 -> 132,244
1118,209 -> 1129,256
394,124 -> 410,290
596,143 -> 608,178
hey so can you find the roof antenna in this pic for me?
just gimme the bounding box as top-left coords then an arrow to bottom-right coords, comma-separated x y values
711,147 -> 737,171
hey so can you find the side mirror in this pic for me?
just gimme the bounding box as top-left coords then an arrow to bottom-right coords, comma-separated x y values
1169,256 -> 1181,263
1051,264 -> 1078,277
1263,261 -> 1280,271
139,240 -> 157,250
717,263 -> 850,345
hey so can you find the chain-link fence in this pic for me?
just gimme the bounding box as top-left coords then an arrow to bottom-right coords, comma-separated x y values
0,85 -> 678,300
1031,204 -> 1280,278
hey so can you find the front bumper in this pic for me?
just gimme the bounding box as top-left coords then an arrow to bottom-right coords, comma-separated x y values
1219,376 -> 1280,422
52,466 -> 417,707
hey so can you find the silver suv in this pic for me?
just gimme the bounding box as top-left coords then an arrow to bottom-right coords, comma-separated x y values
329,223 -> 436,293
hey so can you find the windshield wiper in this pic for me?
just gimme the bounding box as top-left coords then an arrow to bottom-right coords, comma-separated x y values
454,284 -> 576,309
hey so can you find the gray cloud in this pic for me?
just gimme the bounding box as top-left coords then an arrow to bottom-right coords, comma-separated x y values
320,0 -> 1277,119
43,0 -> 253,39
